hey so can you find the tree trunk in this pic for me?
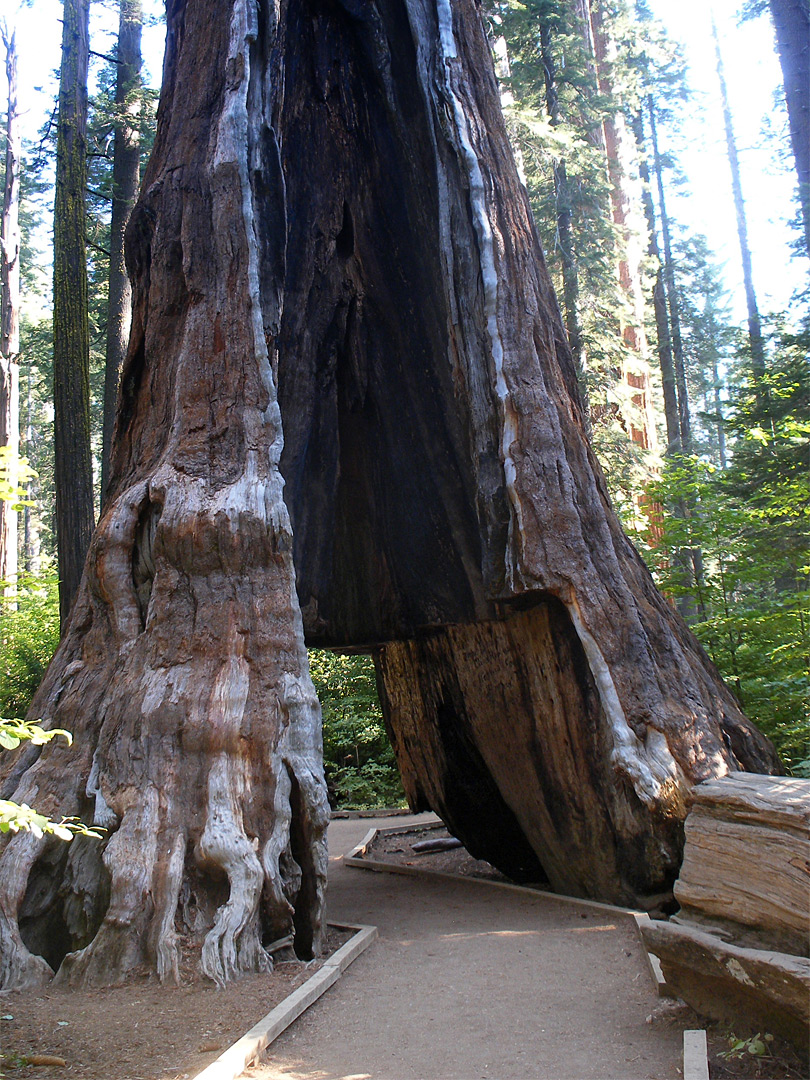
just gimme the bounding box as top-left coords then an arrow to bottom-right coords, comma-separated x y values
768,0 -> 810,259
0,0 -> 329,991
21,369 -> 40,573
53,0 -> 95,630
0,0 -> 780,991
539,18 -> 588,406
648,99 -> 691,453
590,2 -> 658,458
0,27 -> 20,590
712,20 -> 767,380
100,0 -> 143,510
634,109 -> 680,457
273,0 -> 779,905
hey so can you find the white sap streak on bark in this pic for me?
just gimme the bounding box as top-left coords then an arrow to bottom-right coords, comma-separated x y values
212,0 -> 282,461
261,674 -> 330,935
85,749 -> 119,829
100,787 -> 160,923
140,665 -> 170,716
262,753 -> 296,913
55,787 -> 162,985
566,597 -> 685,808
95,481 -> 148,645
207,0 -> 328,953
198,649 -> 270,986
434,0 -> 525,589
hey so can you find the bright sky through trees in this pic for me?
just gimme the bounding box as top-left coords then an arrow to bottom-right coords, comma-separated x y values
648,0 -> 805,320
4,0 -> 806,320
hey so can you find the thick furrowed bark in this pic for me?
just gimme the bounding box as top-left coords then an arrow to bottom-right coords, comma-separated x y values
0,0 -> 328,990
274,0 -> 780,907
0,0 -> 781,987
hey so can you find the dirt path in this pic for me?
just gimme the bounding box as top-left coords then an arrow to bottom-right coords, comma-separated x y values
243,815 -> 687,1080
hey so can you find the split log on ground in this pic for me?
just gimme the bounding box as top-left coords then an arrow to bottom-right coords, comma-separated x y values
0,0 -> 782,990
0,0 -> 329,991
640,919 -> 810,1052
674,775 -> 810,956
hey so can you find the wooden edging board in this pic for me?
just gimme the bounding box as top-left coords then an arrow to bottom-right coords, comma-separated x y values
345,823 -> 671,998
683,1029 -> 710,1080
190,922 -> 377,1080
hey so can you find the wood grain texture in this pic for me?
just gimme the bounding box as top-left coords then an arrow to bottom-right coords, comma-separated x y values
0,0 -> 329,991
274,0 -> 778,908
674,776 -> 810,956
641,918 -> 810,1051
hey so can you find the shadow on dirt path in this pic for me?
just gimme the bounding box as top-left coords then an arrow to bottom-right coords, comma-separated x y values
242,815 -> 687,1080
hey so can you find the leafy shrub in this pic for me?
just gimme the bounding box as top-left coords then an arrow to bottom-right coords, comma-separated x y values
643,342 -> 809,773
308,650 -> 405,810
0,569 -> 60,721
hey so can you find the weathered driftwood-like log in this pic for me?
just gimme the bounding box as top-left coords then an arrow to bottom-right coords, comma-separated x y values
0,0 -> 329,990
640,919 -> 810,1051
674,775 -> 810,956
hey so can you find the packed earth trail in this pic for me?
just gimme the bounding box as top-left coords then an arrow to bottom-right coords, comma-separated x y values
242,815 -> 689,1080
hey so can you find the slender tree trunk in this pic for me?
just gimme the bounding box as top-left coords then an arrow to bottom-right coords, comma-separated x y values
100,0 -> 143,509
634,109 -> 680,456
0,27 -> 20,590
647,100 -> 709,616
712,357 -> 727,469
648,99 -> 691,453
53,0 -> 95,630
768,0 -> 810,259
0,0 -> 779,992
712,20 -> 767,379
22,368 -> 40,573
539,18 -> 588,409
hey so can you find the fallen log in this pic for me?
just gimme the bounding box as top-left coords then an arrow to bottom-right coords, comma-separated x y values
411,837 -> 464,855
674,775 -> 810,956
640,919 -> 810,1051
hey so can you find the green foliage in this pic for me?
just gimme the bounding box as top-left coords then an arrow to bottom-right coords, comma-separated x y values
718,1032 -> 774,1060
0,720 -> 101,841
0,569 -> 60,721
0,448 -> 35,509
491,0 -> 668,518
308,650 -> 404,810
645,335 -> 810,772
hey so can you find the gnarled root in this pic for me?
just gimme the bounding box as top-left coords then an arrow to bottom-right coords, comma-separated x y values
0,832 -> 54,990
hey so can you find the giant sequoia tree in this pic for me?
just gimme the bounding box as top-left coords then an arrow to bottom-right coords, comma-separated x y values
0,0 -> 779,990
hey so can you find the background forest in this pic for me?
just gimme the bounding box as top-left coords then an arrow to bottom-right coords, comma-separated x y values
0,0 -> 807,810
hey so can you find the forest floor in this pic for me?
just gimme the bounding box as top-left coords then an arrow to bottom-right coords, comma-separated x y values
0,927 -> 351,1080
0,818 -> 805,1080
245,816 -> 686,1080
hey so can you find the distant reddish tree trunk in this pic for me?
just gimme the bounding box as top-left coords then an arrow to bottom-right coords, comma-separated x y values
0,0 -> 779,992
591,1 -> 658,458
